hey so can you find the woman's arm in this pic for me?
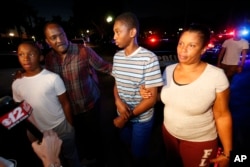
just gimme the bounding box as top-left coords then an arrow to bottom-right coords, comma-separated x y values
139,85 -> 162,101
132,86 -> 158,116
210,88 -> 232,167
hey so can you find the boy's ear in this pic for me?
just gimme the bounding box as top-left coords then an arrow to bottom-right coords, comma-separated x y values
130,28 -> 137,38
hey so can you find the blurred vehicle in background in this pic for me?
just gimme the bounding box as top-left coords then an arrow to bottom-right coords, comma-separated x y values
139,34 -> 178,72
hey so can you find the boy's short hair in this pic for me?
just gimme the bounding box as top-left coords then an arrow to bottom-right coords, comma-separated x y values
115,12 -> 140,36
18,41 -> 42,56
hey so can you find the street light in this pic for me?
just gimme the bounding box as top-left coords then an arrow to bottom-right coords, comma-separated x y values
106,16 -> 113,23
9,32 -> 14,44
9,33 -> 14,37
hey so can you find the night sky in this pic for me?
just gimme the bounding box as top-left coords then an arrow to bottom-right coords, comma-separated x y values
28,0 -> 73,21
28,0 -> 250,32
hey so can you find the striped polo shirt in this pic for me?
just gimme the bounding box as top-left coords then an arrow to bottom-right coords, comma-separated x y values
112,47 -> 163,122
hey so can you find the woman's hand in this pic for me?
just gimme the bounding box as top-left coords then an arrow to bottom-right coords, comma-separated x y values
210,154 -> 230,167
13,69 -> 24,80
139,85 -> 152,99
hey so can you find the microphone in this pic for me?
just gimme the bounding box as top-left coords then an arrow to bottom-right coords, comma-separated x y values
0,96 -> 43,142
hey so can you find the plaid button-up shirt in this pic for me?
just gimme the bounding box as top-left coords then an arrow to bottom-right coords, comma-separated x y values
45,43 -> 112,115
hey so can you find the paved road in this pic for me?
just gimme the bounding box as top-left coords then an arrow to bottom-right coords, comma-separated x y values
1,52 -> 249,167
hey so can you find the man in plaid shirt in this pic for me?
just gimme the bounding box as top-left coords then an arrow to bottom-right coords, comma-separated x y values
44,22 -> 113,166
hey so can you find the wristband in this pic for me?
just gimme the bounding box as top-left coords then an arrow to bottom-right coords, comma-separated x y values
221,152 -> 230,159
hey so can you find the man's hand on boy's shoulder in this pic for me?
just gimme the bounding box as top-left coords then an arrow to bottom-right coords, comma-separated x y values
13,69 -> 25,80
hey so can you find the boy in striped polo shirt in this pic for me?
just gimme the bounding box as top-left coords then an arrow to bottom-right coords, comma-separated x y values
112,12 -> 163,167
